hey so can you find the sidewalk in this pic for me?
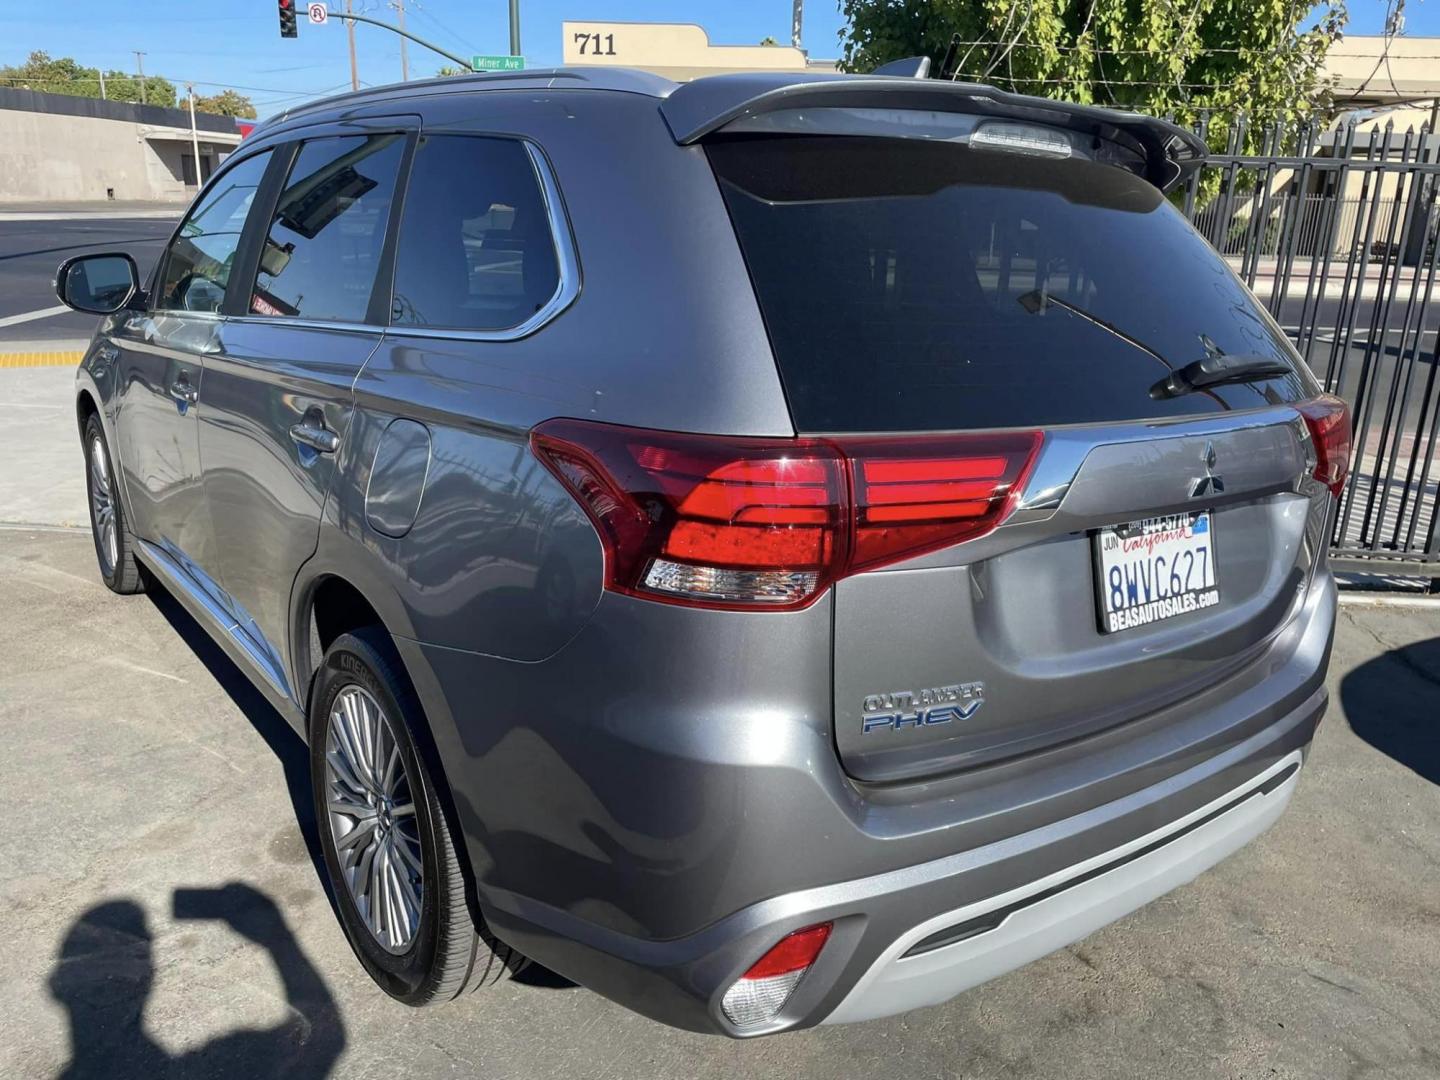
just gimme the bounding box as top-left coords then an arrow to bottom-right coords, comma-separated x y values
1225,254 -> 1440,300
0,365 -> 86,528
0,199 -> 185,221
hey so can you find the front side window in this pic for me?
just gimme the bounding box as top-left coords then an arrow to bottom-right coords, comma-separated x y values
249,133 -> 406,323
389,135 -> 561,331
155,150 -> 272,314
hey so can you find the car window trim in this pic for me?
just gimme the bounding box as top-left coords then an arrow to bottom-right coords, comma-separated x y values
224,115 -> 421,329
221,142 -> 298,319
381,135 -> 581,342
149,145 -> 279,317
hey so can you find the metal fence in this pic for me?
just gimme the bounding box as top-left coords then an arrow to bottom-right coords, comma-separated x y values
1180,115 -> 1440,586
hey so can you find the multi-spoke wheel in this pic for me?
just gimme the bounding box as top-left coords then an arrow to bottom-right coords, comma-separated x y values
325,685 -> 424,953
310,627 -> 525,1004
81,412 -> 144,594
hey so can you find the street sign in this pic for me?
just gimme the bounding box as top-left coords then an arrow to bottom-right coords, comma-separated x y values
308,2 -> 328,25
472,54 -> 525,72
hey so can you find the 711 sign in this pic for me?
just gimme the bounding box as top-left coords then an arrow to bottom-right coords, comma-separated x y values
308,2 -> 328,25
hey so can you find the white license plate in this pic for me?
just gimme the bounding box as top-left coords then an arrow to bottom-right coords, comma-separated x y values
1094,512 -> 1220,634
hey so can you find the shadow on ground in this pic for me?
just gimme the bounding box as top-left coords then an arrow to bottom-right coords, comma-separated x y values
49,884 -> 345,1080
1341,631 -> 1440,784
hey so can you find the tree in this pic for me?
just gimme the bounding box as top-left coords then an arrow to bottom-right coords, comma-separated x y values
194,89 -> 257,119
760,36 -> 781,46
836,0 -> 1348,132
0,51 -> 177,108
435,65 -> 469,78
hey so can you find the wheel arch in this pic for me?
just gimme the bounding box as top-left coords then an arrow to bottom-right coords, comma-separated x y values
294,566 -> 493,931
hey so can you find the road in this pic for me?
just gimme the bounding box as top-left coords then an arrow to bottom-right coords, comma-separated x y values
0,213 -> 176,343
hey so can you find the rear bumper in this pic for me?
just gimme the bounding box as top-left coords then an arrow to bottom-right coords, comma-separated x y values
823,750 -> 1303,1024
397,572 -> 1334,1037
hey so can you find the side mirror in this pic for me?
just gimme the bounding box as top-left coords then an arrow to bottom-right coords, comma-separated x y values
55,253 -> 142,315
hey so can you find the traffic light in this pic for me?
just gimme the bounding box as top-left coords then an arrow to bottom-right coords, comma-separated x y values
278,0 -> 298,39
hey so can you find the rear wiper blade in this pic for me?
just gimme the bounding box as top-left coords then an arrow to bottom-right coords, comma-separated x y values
1148,354 -> 1293,400
1017,290 -> 1169,368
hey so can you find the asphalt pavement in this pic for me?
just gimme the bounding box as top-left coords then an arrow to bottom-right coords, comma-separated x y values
0,212 -> 176,344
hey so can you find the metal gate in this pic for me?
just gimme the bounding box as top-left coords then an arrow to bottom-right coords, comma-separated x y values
1180,115 -> 1440,586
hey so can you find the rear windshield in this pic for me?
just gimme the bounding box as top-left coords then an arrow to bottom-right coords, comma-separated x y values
707,135 -> 1314,433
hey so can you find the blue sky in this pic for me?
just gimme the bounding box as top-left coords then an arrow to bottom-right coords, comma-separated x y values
0,0 -> 1418,115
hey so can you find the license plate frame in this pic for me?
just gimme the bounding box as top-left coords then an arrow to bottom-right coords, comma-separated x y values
1093,511 -> 1221,635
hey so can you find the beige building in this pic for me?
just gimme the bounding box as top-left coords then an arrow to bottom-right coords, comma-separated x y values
0,88 -> 241,205
561,21 -> 835,81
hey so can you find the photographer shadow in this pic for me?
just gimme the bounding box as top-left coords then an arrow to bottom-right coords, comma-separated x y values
49,884 -> 346,1080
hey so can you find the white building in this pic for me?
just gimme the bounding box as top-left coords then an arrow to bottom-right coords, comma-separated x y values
0,87 -> 242,205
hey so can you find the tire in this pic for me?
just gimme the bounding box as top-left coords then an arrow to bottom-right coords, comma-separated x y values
82,412 -> 144,595
309,627 -> 524,1004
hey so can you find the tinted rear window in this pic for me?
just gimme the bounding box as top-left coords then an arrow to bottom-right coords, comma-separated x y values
707,136 -> 1312,432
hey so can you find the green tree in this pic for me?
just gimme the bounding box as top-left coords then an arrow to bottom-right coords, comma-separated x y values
760,36 -> 780,46
435,65 -> 469,77
194,89 -> 257,119
0,51 -> 177,108
837,0 -> 1347,133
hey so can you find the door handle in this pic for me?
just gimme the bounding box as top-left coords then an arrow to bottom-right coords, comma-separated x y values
168,378 -> 198,406
290,422 -> 340,454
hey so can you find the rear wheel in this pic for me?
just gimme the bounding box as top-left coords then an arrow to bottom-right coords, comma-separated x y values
309,627 -> 523,1004
82,413 -> 144,594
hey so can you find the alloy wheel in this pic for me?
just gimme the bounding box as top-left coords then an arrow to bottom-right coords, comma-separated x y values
89,436 -> 117,573
324,684 -> 425,953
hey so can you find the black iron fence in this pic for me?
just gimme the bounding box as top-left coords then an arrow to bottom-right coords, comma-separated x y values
1181,115 -> 1440,585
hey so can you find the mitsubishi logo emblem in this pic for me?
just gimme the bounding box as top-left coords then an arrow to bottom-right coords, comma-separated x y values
1191,440 -> 1225,498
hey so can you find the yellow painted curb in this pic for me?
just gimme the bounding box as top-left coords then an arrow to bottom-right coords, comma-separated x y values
0,351 -> 84,369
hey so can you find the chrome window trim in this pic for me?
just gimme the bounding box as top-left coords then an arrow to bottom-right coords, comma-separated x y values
225,138 -> 579,343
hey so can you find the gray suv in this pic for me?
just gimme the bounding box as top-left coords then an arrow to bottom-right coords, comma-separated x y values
57,68 -> 1350,1037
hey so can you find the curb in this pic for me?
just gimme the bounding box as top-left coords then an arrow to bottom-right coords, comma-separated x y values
0,350 -> 84,369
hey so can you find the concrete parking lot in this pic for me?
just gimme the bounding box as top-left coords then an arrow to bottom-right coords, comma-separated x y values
1,363 -> 1439,1079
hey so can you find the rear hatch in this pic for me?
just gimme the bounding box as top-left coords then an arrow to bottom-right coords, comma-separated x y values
706,129 -> 1333,783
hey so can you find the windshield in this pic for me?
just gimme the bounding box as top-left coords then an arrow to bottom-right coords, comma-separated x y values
706,134 -> 1316,432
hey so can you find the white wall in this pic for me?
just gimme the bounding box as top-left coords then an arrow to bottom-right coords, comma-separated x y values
0,109 -> 235,204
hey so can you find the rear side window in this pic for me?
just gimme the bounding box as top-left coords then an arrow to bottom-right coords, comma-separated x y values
707,136 -> 1312,432
249,133 -> 406,322
155,150 -> 271,314
389,135 -> 561,331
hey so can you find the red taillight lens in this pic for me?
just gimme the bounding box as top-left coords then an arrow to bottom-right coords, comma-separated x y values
1296,395 -> 1353,497
531,419 -> 1041,610
531,420 -> 847,609
846,432 -> 1043,572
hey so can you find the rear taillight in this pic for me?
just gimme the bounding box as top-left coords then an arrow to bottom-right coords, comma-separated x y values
1297,395 -> 1353,497
720,922 -> 832,1028
531,420 -> 1040,611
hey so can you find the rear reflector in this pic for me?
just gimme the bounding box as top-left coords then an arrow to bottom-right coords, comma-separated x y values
531,420 -> 1040,611
720,923 -> 832,1028
1297,395 -> 1353,497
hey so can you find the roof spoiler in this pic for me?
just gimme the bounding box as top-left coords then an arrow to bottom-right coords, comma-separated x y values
660,73 -> 1206,192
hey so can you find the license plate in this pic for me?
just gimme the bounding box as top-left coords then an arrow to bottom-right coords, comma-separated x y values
1094,512 -> 1220,634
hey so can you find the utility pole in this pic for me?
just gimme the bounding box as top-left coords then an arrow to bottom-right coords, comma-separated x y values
791,0 -> 803,49
185,83 -> 203,188
345,0 -> 360,91
98,69 -> 107,100
133,51 -> 147,104
393,0 -> 409,80
509,0 -> 520,57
